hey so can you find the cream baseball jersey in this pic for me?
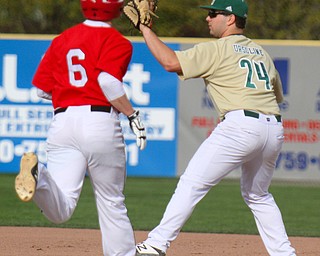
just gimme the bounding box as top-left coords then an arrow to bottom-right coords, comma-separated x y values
33,20 -> 132,109
175,35 -> 283,120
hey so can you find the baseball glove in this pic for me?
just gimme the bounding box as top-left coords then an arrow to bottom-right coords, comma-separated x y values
123,0 -> 159,30
128,110 -> 147,150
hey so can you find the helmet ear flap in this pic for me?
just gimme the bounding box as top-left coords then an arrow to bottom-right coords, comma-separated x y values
80,0 -> 124,21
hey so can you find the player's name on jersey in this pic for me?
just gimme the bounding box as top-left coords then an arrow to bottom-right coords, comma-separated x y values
233,44 -> 264,56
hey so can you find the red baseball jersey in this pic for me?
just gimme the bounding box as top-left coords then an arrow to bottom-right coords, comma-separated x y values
33,22 -> 133,109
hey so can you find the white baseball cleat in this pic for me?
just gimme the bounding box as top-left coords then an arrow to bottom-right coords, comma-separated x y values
15,152 -> 38,202
136,242 -> 166,256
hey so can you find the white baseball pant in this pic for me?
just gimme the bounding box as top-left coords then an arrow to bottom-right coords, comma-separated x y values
145,110 -> 296,256
33,105 -> 136,256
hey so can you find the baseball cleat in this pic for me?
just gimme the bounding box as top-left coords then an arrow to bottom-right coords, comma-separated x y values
136,242 -> 166,256
15,152 -> 38,202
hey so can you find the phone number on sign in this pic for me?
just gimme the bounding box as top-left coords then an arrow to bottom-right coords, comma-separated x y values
276,151 -> 320,171
0,139 -> 47,164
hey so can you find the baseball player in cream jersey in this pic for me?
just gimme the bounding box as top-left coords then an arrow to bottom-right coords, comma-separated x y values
14,1 -> 146,256
133,0 -> 296,255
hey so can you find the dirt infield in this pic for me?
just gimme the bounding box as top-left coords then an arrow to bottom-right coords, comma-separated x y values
1,227 -> 319,255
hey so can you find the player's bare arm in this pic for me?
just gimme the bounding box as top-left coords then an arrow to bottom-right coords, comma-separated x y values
109,94 -> 135,116
140,24 -> 182,75
123,0 -> 182,74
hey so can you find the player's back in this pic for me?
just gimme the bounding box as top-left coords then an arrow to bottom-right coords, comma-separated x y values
206,35 -> 281,117
34,21 -> 132,108
52,22 -> 122,73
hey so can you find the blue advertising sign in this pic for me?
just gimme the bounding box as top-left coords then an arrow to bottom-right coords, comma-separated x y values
0,38 -> 179,177
122,42 -> 179,177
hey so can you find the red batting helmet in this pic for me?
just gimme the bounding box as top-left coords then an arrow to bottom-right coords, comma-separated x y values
80,0 -> 124,21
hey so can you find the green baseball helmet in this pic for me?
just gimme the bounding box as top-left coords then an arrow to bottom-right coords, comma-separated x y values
200,0 -> 248,18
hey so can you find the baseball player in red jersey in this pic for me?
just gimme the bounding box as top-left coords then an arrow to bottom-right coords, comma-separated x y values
14,1 -> 146,255
132,0 -> 296,255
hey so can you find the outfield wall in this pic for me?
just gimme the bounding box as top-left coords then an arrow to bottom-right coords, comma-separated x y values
0,34 -> 319,182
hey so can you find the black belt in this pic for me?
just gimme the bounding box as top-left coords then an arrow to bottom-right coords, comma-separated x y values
244,110 -> 281,122
54,105 -> 112,115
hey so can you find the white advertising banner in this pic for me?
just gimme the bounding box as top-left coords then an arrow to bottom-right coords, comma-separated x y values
177,40 -> 320,182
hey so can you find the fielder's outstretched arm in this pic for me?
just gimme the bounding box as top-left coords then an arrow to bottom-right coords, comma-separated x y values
140,24 -> 183,75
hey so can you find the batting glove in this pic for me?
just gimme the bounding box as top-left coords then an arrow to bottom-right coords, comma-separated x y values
128,110 -> 147,150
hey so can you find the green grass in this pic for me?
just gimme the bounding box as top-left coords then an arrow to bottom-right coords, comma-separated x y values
1,174 -> 319,237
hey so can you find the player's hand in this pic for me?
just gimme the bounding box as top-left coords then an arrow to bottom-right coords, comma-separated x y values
128,110 -> 147,150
